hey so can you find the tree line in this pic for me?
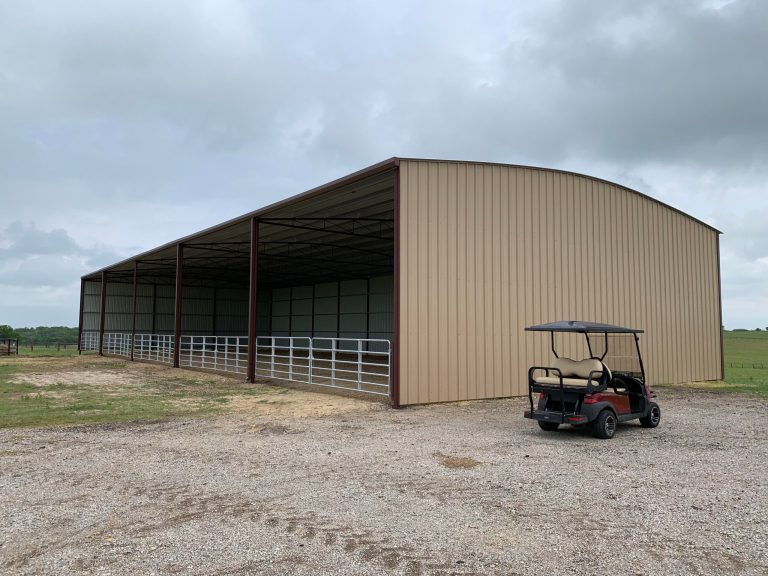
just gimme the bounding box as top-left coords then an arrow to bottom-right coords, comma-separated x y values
0,325 -> 78,344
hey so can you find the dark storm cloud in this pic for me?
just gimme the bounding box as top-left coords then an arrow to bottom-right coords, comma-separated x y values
0,0 -> 765,326
382,0 -> 768,168
526,0 -> 768,165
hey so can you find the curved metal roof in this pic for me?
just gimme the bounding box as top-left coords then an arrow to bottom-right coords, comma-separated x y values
398,157 -> 720,235
81,156 -> 719,285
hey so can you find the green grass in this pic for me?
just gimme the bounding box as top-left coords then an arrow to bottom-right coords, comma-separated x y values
16,346 -> 80,358
0,359 -> 280,429
719,330 -> 768,398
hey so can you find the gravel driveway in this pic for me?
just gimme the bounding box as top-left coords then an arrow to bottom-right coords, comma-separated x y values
1,386 -> 766,575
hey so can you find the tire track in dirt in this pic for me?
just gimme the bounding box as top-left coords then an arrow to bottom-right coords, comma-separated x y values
123,483 -> 478,575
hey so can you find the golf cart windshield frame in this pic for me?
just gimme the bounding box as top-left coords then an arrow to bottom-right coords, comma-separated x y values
526,321 -> 646,382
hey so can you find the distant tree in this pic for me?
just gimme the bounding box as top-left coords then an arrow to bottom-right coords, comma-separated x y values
14,326 -> 78,345
0,325 -> 20,339
757,328 -> 763,332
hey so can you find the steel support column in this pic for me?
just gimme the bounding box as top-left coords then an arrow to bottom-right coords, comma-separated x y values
98,272 -> 107,356
130,261 -> 138,362
173,244 -> 184,368
391,164 -> 401,408
77,279 -> 85,355
247,218 -> 259,383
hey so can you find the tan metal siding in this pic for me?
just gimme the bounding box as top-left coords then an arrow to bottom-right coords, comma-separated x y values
399,160 -> 722,405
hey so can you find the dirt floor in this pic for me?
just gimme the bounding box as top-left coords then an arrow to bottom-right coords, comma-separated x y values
1,360 -> 767,575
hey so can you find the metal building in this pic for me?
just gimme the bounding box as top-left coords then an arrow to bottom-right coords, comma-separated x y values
79,158 -> 723,406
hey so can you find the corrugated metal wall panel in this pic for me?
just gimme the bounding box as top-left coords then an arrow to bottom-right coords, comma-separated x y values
272,300 -> 290,316
399,160 -> 722,405
290,285 -> 314,337
181,286 -> 214,335
82,280 -> 101,331
154,284 -> 176,334
340,294 -> 366,314
90,277 -> 266,338
314,297 -> 337,315
268,276 -> 394,341
133,284 -> 154,333
369,293 -> 392,313
369,312 -> 392,333
315,282 -> 338,298
104,282 -> 132,332
273,288 -> 291,301
314,315 -> 337,333
340,279 -> 367,296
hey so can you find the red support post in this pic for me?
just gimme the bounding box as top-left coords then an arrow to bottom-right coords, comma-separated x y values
131,260 -> 138,362
98,272 -> 107,356
173,244 -> 184,368
77,278 -> 85,355
247,218 -> 259,383
391,164 -> 401,408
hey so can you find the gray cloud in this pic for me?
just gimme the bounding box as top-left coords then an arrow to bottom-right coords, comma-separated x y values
0,0 -> 766,327
0,221 -> 81,257
0,222 -> 123,325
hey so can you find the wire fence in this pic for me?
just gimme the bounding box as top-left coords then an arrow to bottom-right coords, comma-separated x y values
725,362 -> 767,369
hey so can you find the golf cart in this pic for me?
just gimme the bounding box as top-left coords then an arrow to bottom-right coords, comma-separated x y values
523,321 -> 660,439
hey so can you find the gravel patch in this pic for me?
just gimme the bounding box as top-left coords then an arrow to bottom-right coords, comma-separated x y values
1,387 -> 766,575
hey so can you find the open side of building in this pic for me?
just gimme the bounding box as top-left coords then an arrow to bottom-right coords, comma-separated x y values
79,158 -> 723,406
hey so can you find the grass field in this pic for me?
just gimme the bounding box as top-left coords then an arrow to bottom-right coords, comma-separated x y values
1,331 -> 765,429
16,345 -> 80,358
0,356 -> 289,429
720,330 -> 768,398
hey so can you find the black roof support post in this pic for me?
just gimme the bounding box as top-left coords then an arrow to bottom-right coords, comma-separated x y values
173,244 -> 184,368
77,278 -> 85,355
247,218 -> 259,383
98,272 -> 107,356
131,260 -> 138,362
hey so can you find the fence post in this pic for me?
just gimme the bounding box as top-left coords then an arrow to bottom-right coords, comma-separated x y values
331,340 -> 337,385
357,340 -> 363,391
288,338 -> 294,381
308,338 -> 313,385
270,337 -> 275,378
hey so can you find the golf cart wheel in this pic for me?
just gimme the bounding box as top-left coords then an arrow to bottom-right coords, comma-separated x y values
640,402 -> 661,428
592,410 -> 617,439
538,421 -> 560,432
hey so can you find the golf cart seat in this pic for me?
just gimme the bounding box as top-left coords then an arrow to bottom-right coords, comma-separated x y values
533,357 -> 611,388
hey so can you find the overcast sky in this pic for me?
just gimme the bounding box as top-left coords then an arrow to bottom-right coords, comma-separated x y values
0,0 -> 766,329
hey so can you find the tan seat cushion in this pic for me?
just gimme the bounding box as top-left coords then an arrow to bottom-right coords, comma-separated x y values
534,357 -> 610,387
534,376 -> 594,387
553,357 -> 604,379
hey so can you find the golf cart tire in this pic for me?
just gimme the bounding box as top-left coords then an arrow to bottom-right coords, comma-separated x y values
592,409 -> 617,439
640,402 -> 661,428
538,421 -> 560,432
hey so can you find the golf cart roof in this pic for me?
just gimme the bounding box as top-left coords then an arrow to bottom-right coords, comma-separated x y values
525,321 -> 644,334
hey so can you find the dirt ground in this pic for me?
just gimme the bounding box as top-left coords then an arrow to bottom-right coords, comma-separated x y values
1,360 -> 767,575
